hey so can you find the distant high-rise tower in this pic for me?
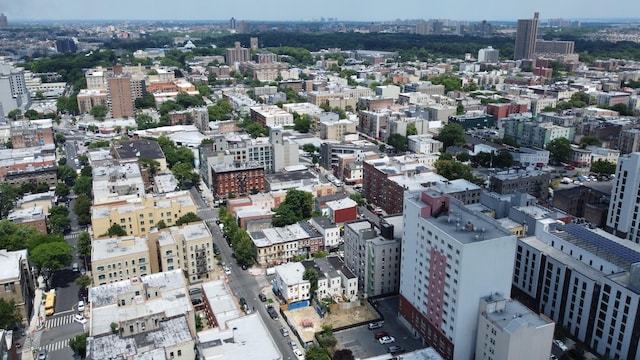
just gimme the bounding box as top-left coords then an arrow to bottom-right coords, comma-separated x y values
107,75 -> 134,119
606,152 -> 640,242
0,13 -> 8,28
250,37 -> 258,50
229,17 -> 236,30
514,12 -> 539,60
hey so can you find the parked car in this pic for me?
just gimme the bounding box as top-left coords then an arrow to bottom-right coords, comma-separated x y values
378,336 -> 395,345
224,266 -> 231,275
267,305 -> 279,320
258,293 -> 267,302
74,314 -> 87,324
293,349 -> 304,360
368,321 -> 384,330
388,345 -> 404,354
77,301 -> 85,312
375,331 -> 389,340
288,340 -> 297,350
72,263 -> 79,272
38,349 -> 47,360
280,327 -> 289,337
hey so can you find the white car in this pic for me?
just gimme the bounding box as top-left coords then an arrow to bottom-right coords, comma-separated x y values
74,314 -> 87,325
378,336 -> 395,345
224,266 -> 231,275
77,301 -> 85,312
293,349 -> 304,360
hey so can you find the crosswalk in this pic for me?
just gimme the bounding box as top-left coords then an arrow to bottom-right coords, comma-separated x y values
64,231 -> 81,241
41,338 -> 69,352
45,314 -> 75,329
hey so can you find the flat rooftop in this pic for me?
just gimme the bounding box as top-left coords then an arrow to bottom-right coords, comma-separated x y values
405,191 -> 513,245
92,236 -> 149,262
482,296 -> 552,331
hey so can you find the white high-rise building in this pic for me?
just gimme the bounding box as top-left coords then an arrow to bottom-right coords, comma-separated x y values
606,152 -> 640,243
399,190 -> 517,360
0,62 -> 30,116
478,46 -> 500,63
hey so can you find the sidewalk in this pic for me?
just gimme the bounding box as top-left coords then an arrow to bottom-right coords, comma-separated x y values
21,276 -> 46,360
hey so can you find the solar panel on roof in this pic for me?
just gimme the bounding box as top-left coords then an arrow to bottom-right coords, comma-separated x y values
561,224 -> 640,264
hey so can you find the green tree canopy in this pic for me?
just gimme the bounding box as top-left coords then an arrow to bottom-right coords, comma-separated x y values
0,299 -> 22,330
47,205 -> 71,234
436,123 -> 466,149
55,183 -> 71,199
305,344 -> 331,360
579,135 -> 601,148
31,241 -> 74,282
302,143 -> 318,154
303,267 -> 319,299
175,212 -> 202,226
272,189 -> 314,227
171,162 -> 200,188
0,183 -> 20,218
104,224 -> 127,237
546,138 -> 572,164
58,165 -> 78,185
387,133 -> 408,152
591,159 -> 617,175
294,113 -> 312,133
76,231 -> 91,257
90,105 -> 108,120
74,176 -> 93,197
69,332 -> 88,358
74,194 -> 92,225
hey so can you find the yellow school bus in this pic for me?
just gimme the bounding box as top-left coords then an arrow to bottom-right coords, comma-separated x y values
44,290 -> 56,316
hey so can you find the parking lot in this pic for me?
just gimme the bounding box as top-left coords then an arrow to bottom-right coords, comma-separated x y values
334,296 -> 424,359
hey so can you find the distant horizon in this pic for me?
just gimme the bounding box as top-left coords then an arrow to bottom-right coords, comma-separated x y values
2,0 -> 640,23
5,17 -> 640,25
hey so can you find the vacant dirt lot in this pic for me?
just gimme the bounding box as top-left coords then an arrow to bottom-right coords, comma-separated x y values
284,303 -> 379,343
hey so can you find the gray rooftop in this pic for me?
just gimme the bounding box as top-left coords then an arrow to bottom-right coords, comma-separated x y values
113,139 -> 165,160
481,295 -> 552,331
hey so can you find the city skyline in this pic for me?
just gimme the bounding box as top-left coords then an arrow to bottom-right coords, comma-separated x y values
3,0 -> 640,22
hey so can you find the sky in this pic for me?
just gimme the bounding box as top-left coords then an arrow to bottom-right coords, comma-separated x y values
3,0 -> 640,22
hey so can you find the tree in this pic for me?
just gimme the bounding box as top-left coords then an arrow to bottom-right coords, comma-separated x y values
55,133 -> 67,145
272,189 -> 314,227
0,299 -> 21,330
75,275 -> 92,289
349,193 -> 366,206
406,123 -> 418,136
579,135 -> 601,148
139,157 -> 160,176
80,164 -> 93,178
57,165 -> 77,185
456,152 -> 471,162
105,224 -> 127,237
55,183 -> 71,199
436,123 -> 466,149
90,105 -> 108,120
76,232 -> 91,257
74,194 -> 92,225
0,183 -> 20,218
305,344 -> 331,360
69,332 -> 88,358
303,267 -> 319,299
74,176 -> 93,197
30,242 -> 74,284
591,159 -> 616,175
171,162 -> 200,188
175,212 -> 202,226
294,113 -> 312,133
495,151 -> 514,168
156,220 -> 167,229
387,133 -> 408,152
47,206 -> 71,234
456,103 -> 465,115
546,138 -> 572,164
7,109 -> 21,120
232,231 -> 256,266
303,143 -> 317,154
434,159 -> 475,182
332,349 -> 355,360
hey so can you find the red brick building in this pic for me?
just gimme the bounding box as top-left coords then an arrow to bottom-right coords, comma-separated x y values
486,102 -> 529,120
326,198 -> 358,224
211,162 -> 265,198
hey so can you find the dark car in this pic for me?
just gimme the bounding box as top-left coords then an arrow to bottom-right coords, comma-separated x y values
387,345 -> 404,354
258,293 -> 267,302
267,305 -> 279,320
375,331 -> 389,340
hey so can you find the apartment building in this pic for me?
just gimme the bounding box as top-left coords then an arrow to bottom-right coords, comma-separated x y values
343,218 -> 402,298
210,162 -> 265,198
0,62 -> 30,115
7,206 -> 47,234
319,141 -> 379,170
514,223 -> 640,360
606,152 -> 640,242
249,105 -> 294,127
92,236 -> 152,286
514,12 -> 539,60
150,222 -> 216,283
225,42 -> 250,65
310,216 -> 341,250
400,191 -> 517,360
87,270 -> 196,359
475,295 -> 554,360
617,129 -> 640,154
320,118 -> 357,141
76,89 -> 108,114
10,121 -> 54,149
307,86 -> 373,109
489,170 -> 550,201
107,75 -> 135,118
250,222 -> 322,265
92,161 -> 146,205
91,190 -> 198,237
0,249 -> 34,324
112,139 -> 168,172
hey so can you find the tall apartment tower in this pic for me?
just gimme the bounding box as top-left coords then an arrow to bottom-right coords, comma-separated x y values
250,37 -> 259,50
400,191 -> 517,360
0,13 -> 8,28
478,46 -> 499,63
514,12 -> 539,60
0,62 -> 30,116
225,42 -> 250,65
229,17 -> 236,30
107,75 -> 135,119
606,152 -> 640,242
